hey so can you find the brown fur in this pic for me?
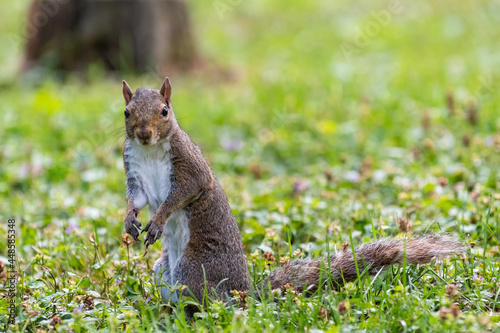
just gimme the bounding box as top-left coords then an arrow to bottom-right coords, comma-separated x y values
122,78 -> 249,318
261,234 -> 467,295
121,79 -> 467,318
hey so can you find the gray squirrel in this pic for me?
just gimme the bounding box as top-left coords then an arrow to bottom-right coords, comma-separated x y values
121,78 -> 466,318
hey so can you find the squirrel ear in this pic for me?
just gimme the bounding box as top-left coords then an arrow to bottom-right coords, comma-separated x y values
159,77 -> 172,106
122,80 -> 133,105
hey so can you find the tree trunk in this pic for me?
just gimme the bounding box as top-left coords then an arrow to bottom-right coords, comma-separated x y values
22,0 -> 198,74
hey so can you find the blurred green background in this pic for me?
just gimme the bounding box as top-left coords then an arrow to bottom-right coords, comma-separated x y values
2,0 -> 500,265
1,0 -> 500,264
0,0 -> 499,331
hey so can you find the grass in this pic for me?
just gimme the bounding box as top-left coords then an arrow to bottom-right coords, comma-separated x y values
0,0 -> 500,331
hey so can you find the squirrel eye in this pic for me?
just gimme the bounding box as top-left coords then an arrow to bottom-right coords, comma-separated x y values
162,106 -> 168,117
124,109 -> 130,118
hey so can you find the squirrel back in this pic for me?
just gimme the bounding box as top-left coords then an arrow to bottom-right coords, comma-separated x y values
120,78 -> 466,318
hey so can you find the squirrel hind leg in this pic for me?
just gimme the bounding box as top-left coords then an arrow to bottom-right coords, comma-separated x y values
153,254 -> 178,303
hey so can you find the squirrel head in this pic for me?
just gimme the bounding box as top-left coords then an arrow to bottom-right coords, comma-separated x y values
122,77 -> 175,146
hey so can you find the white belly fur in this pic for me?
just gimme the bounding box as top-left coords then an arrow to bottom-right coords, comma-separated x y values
127,140 -> 190,301
162,209 -> 190,277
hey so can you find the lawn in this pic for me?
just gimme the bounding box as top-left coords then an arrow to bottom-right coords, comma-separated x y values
0,0 -> 499,332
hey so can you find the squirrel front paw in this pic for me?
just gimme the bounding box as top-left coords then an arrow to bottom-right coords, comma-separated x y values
142,219 -> 164,246
124,210 -> 142,241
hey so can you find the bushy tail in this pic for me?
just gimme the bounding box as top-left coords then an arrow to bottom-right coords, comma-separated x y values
262,234 -> 467,294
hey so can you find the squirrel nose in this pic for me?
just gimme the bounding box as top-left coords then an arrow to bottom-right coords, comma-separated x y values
136,128 -> 152,142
